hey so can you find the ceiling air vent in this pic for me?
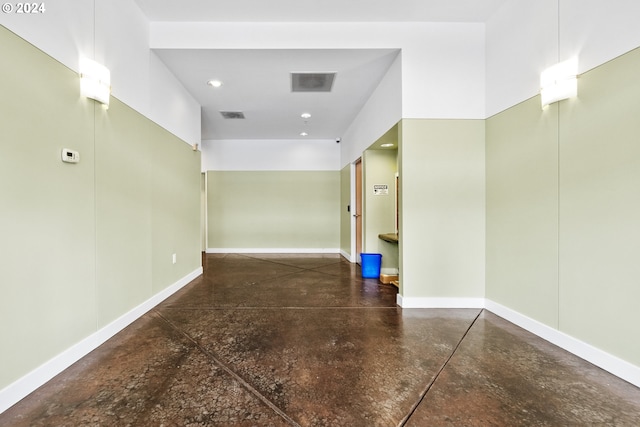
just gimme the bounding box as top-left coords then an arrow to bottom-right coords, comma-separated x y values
291,72 -> 336,92
220,111 -> 245,119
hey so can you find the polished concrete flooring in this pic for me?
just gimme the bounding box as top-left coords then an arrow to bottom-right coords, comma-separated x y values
2,253 -> 640,426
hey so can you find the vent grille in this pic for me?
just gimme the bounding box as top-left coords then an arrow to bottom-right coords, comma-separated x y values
291,72 -> 336,92
220,111 -> 245,119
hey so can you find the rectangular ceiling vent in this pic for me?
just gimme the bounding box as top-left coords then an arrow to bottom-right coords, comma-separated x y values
220,111 -> 245,119
291,72 -> 336,92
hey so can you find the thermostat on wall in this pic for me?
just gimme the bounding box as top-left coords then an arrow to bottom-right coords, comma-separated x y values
61,148 -> 80,163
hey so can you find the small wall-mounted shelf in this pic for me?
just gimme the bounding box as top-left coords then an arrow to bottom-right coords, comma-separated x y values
378,233 -> 398,244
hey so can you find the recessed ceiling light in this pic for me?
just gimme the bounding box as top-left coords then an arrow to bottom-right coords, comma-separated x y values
301,113 -> 311,119
300,132 -> 308,137
381,143 -> 395,148
207,80 -> 222,88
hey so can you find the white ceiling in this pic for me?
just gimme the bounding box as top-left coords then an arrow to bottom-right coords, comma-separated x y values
135,0 -> 508,141
154,48 -> 400,140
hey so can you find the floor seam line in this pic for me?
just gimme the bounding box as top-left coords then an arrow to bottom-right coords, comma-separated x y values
154,309 -> 302,427
240,254 -> 343,271
397,308 -> 484,427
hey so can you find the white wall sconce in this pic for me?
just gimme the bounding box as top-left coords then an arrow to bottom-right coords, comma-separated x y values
540,57 -> 578,108
80,58 -> 111,108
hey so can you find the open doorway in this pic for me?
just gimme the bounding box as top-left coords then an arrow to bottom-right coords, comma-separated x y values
355,124 -> 399,277
354,158 -> 363,263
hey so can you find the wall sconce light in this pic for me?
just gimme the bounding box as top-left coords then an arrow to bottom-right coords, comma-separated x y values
540,57 -> 578,108
80,58 -> 111,108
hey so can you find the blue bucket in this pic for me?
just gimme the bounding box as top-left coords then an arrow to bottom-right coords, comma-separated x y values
360,253 -> 382,279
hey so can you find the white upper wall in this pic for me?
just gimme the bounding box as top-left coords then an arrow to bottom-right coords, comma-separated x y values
0,0 -> 200,145
485,0 -> 557,116
0,1 -> 94,68
95,0 -> 151,118
560,0 -> 640,72
341,53 -> 402,166
399,23 -> 485,119
149,51 -> 201,145
150,22 -> 486,121
201,139 -> 340,171
486,0 -> 640,117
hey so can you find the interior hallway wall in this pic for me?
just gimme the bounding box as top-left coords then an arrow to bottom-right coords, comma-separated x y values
399,119 -> 486,304
363,149 -> 398,273
340,165 -> 352,258
485,0 -> 640,379
0,25 -> 202,396
201,139 -> 341,252
0,25 -> 96,391
206,171 -> 339,252
486,46 -> 640,370
558,46 -> 640,367
486,98 -> 560,328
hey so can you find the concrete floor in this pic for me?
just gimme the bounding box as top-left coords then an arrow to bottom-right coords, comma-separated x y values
2,253 -> 640,426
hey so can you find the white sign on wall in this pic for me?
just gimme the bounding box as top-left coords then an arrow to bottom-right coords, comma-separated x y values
373,184 -> 388,195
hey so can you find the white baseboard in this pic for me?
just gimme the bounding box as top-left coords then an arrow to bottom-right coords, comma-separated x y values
0,267 -> 203,414
339,249 -> 354,263
396,295 -> 485,308
207,248 -> 340,254
380,268 -> 399,275
485,299 -> 640,388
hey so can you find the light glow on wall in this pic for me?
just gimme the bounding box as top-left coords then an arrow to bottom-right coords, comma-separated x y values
540,58 -> 578,108
80,58 -> 111,107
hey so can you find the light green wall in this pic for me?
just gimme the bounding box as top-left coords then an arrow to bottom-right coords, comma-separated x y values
558,47 -> 640,365
207,171 -> 340,250
0,25 -> 201,389
95,98 -> 153,326
95,98 -> 201,327
486,98 -> 560,327
399,119 -> 486,298
0,25 -> 97,388
486,47 -> 640,366
149,123 -> 202,293
201,173 -> 207,251
363,149 -> 398,271
340,164 -> 351,256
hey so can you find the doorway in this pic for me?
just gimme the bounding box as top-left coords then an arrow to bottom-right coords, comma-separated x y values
355,158 -> 363,263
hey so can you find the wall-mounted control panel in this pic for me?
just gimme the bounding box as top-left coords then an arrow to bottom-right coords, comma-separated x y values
61,148 -> 80,163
